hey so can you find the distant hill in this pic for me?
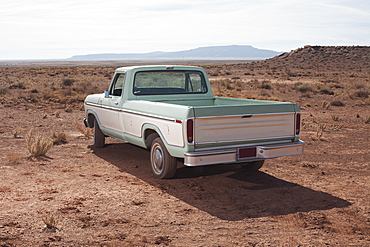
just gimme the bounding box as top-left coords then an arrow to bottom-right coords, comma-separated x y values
69,45 -> 282,60
261,45 -> 370,73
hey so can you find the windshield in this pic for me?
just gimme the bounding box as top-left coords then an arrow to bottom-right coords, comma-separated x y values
133,70 -> 208,95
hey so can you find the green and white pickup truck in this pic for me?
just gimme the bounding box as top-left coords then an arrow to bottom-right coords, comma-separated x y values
84,65 -> 304,178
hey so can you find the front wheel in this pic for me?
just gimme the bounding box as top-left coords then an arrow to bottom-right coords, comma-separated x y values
240,160 -> 265,171
93,118 -> 105,148
150,137 -> 177,179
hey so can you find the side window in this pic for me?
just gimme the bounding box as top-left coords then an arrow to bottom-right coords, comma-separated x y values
110,73 -> 125,96
187,72 -> 205,92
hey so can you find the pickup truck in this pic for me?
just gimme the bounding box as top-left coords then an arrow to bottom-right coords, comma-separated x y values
84,65 -> 304,178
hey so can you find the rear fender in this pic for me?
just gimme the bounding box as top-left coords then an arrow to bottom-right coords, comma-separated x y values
142,123 -> 169,149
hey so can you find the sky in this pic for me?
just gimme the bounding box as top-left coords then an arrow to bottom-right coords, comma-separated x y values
1,0 -> 369,60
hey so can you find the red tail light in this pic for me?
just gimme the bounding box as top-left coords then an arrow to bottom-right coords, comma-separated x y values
295,113 -> 301,135
187,119 -> 194,143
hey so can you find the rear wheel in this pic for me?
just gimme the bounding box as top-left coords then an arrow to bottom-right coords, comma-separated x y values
240,160 -> 264,171
93,118 -> 105,148
150,137 -> 177,179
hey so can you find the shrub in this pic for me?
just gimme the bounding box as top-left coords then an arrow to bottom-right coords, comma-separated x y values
322,101 -> 330,109
259,80 -> 273,89
294,82 -> 313,93
320,89 -> 334,95
52,132 -> 68,145
62,78 -> 75,87
0,87 -> 8,95
26,129 -> 53,157
226,84 -> 234,90
354,89 -> 369,98
331,115 -> 340,121
331,100 -> 345,107
42,213 -> 59,230
9,82 -> 26,89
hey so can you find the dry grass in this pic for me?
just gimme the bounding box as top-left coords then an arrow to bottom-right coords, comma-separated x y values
42,213 -> 59,230
6,152 -> 24,163
76,123 -> 92,138
12,126 -> 22,138
310,123 -> 327,141
331,115 -> 340,121
322,101 -> 330,109
26,129 -> 53,157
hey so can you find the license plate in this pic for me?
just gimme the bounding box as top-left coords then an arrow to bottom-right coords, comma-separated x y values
238,147 -> 257,159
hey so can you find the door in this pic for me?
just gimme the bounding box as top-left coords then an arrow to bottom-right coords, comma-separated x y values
99,73 -> 125,133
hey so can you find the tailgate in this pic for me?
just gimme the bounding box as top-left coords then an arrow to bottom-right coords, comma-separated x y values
192,102 -> 298,147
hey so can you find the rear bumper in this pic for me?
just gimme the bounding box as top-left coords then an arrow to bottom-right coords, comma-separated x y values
184,140 -> 304,166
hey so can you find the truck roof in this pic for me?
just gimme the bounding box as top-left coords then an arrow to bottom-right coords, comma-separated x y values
115,65 -> 204,73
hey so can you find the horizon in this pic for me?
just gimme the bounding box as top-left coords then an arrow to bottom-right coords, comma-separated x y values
1,0 -> 370,60
0,44 -> 281,61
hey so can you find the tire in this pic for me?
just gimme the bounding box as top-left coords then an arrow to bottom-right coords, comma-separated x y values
240,160 -> 264,171
150,137 -> 177,179
93,118 -> 105,148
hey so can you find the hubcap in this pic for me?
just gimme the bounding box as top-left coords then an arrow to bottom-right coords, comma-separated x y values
153,146 -> 163,172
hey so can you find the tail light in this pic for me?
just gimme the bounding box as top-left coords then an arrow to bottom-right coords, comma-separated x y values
295,113 -> 301,135
186,119 -> 194,143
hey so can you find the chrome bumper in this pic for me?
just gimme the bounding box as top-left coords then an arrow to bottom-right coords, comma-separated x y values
184,141 -> 304,166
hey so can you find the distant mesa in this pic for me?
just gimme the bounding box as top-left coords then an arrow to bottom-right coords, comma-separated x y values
68,45 -> 282,60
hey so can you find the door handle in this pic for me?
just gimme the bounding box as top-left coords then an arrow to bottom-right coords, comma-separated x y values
114,102 -> 119,105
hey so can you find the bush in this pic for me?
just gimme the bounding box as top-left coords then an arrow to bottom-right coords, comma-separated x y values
52,132 -> 68,145
320,89 -> 334,95
62,79 -> 75,87
354,89 -> 369,98
0,87 -> 8,95
294,82 -> 313,93
331,100 -> 345,107
26,129 -> 53,157
9,82 -> 26,89
259,80 -> 273,89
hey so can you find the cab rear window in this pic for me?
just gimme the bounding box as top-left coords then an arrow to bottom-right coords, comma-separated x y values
133,70 -> 208,95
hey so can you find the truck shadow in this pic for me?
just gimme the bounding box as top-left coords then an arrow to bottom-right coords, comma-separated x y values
91,142 -> 351,221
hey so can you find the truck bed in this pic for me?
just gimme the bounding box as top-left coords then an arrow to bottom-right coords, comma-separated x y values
153,97 -> 300,149
158,97 -> 297,114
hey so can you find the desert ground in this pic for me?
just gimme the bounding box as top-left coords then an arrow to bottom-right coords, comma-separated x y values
1,46 -> 369,246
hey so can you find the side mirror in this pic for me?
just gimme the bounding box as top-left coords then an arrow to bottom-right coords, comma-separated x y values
104,90 -> 110,98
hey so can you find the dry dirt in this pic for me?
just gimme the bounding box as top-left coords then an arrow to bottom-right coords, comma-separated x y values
1,54 -> 370,246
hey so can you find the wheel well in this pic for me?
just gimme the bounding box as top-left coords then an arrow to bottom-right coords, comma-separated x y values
144,129 -> 159,149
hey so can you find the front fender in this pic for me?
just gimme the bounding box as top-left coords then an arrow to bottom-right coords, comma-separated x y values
85,109 -> 100,128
